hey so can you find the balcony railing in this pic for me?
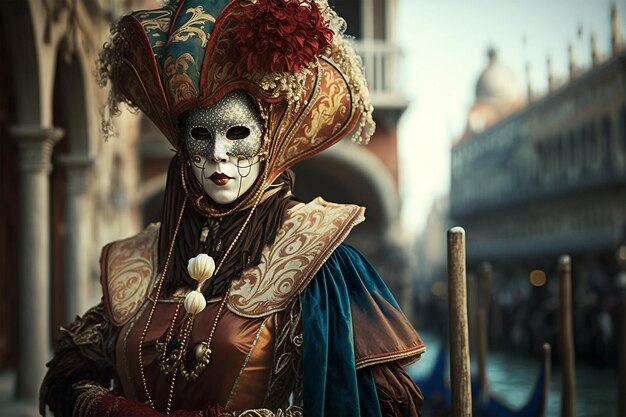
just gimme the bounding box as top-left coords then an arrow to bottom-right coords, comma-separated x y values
353,39 -> 408,109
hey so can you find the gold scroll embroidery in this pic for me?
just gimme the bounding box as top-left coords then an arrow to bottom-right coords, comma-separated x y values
104,223 -> 159,326
227,197 -> 365,318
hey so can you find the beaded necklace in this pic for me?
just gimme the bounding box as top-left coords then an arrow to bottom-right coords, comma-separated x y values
138,167 -> 268,414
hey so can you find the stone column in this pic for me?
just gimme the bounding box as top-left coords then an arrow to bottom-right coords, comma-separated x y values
57,154 -> 93,323
10,125 -> 63,402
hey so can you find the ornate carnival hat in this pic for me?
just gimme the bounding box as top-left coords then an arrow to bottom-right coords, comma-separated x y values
98,0 -> 374,214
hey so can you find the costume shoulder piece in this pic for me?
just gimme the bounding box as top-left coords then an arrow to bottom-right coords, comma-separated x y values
100,223 -> 160,326
227,197 -> 365,318
100,199 -> 363,323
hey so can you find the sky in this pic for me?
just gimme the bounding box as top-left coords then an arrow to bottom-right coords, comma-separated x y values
395,0 -> 625,235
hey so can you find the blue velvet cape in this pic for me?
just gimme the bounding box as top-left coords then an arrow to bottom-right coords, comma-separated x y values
301,244 -> 416,417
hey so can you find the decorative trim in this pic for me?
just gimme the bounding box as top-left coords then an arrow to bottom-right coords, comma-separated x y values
101,223 -> 160,326
227,197 -> 365,318
355,345 -> 426,370
263,298 -> 303,408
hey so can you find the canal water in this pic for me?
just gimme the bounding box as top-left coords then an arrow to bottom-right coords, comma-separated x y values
408,332 -> 618,417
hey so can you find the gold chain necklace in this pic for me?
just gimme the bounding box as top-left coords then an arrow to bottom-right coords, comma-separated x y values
139,167 -> 268,414
137,196 -> 187,411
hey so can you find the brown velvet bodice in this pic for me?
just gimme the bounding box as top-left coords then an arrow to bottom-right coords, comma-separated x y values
116,297 -> 277,413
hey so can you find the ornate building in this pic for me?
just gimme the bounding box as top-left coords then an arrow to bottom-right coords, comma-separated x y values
449,6 -> 626,356
0,1 -> 144,414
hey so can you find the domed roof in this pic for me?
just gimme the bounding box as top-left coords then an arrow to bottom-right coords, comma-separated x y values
475,48 -> 522,102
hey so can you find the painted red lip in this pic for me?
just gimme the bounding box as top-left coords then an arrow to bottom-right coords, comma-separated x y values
209,172 -> 232,186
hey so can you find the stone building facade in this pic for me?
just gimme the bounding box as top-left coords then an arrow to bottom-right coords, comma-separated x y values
0,1 -> 144,414
448,7 -> 626,358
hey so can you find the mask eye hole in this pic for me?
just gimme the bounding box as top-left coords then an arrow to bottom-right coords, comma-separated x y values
226,126 -> 250,140
190,127 -> 211,141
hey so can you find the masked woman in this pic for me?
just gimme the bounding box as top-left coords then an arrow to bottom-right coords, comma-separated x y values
40,1 -> 425,416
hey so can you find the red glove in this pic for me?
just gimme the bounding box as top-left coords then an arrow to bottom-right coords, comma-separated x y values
73,390 -> 163,417
74,384 -> 224,417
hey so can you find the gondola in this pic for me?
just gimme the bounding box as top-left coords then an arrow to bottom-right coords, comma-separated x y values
410,344 -> 550,417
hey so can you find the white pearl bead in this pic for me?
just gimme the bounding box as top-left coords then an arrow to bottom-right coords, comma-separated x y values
187,254 -> 216,283
184,290 -> 207,315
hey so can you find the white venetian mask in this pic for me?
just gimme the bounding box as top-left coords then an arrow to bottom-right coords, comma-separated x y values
184,91 -> 263,205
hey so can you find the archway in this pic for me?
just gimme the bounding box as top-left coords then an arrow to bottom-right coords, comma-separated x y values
292,140 -> 399,254
1,2 -> 41,125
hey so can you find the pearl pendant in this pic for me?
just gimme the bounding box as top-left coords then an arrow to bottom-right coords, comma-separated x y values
184,290 -> 207,315
193,342 -> 211,364
187,254 -> 216,283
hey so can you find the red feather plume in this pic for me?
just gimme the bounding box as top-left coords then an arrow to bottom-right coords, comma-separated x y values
233,0 -> 334,75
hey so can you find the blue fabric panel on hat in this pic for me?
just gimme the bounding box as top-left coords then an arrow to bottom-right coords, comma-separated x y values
161,0 -> 231,104
132,2 -> 179,63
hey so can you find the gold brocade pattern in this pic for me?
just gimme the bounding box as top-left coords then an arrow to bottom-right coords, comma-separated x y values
164,53 -> 200,105
302,67 -> 349,142
136,9 -> 174,49
137,10 -> 172,33
227,197 -> 365,318
223,407 -> 304,417
167,6 -> 216,47
263,298 -> 303,409
103,223 -> 160,326
160,4 -> 220,112
72,384 -> 110,417
270,58 -> 354,179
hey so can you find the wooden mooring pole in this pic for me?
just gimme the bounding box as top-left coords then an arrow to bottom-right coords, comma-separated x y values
447,227 -> 472,416
477,262 -> 492,404
477,310 -> 489,404
558,255 -> 576,417
618,292 -> 626,417
541,343 -> 552,417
